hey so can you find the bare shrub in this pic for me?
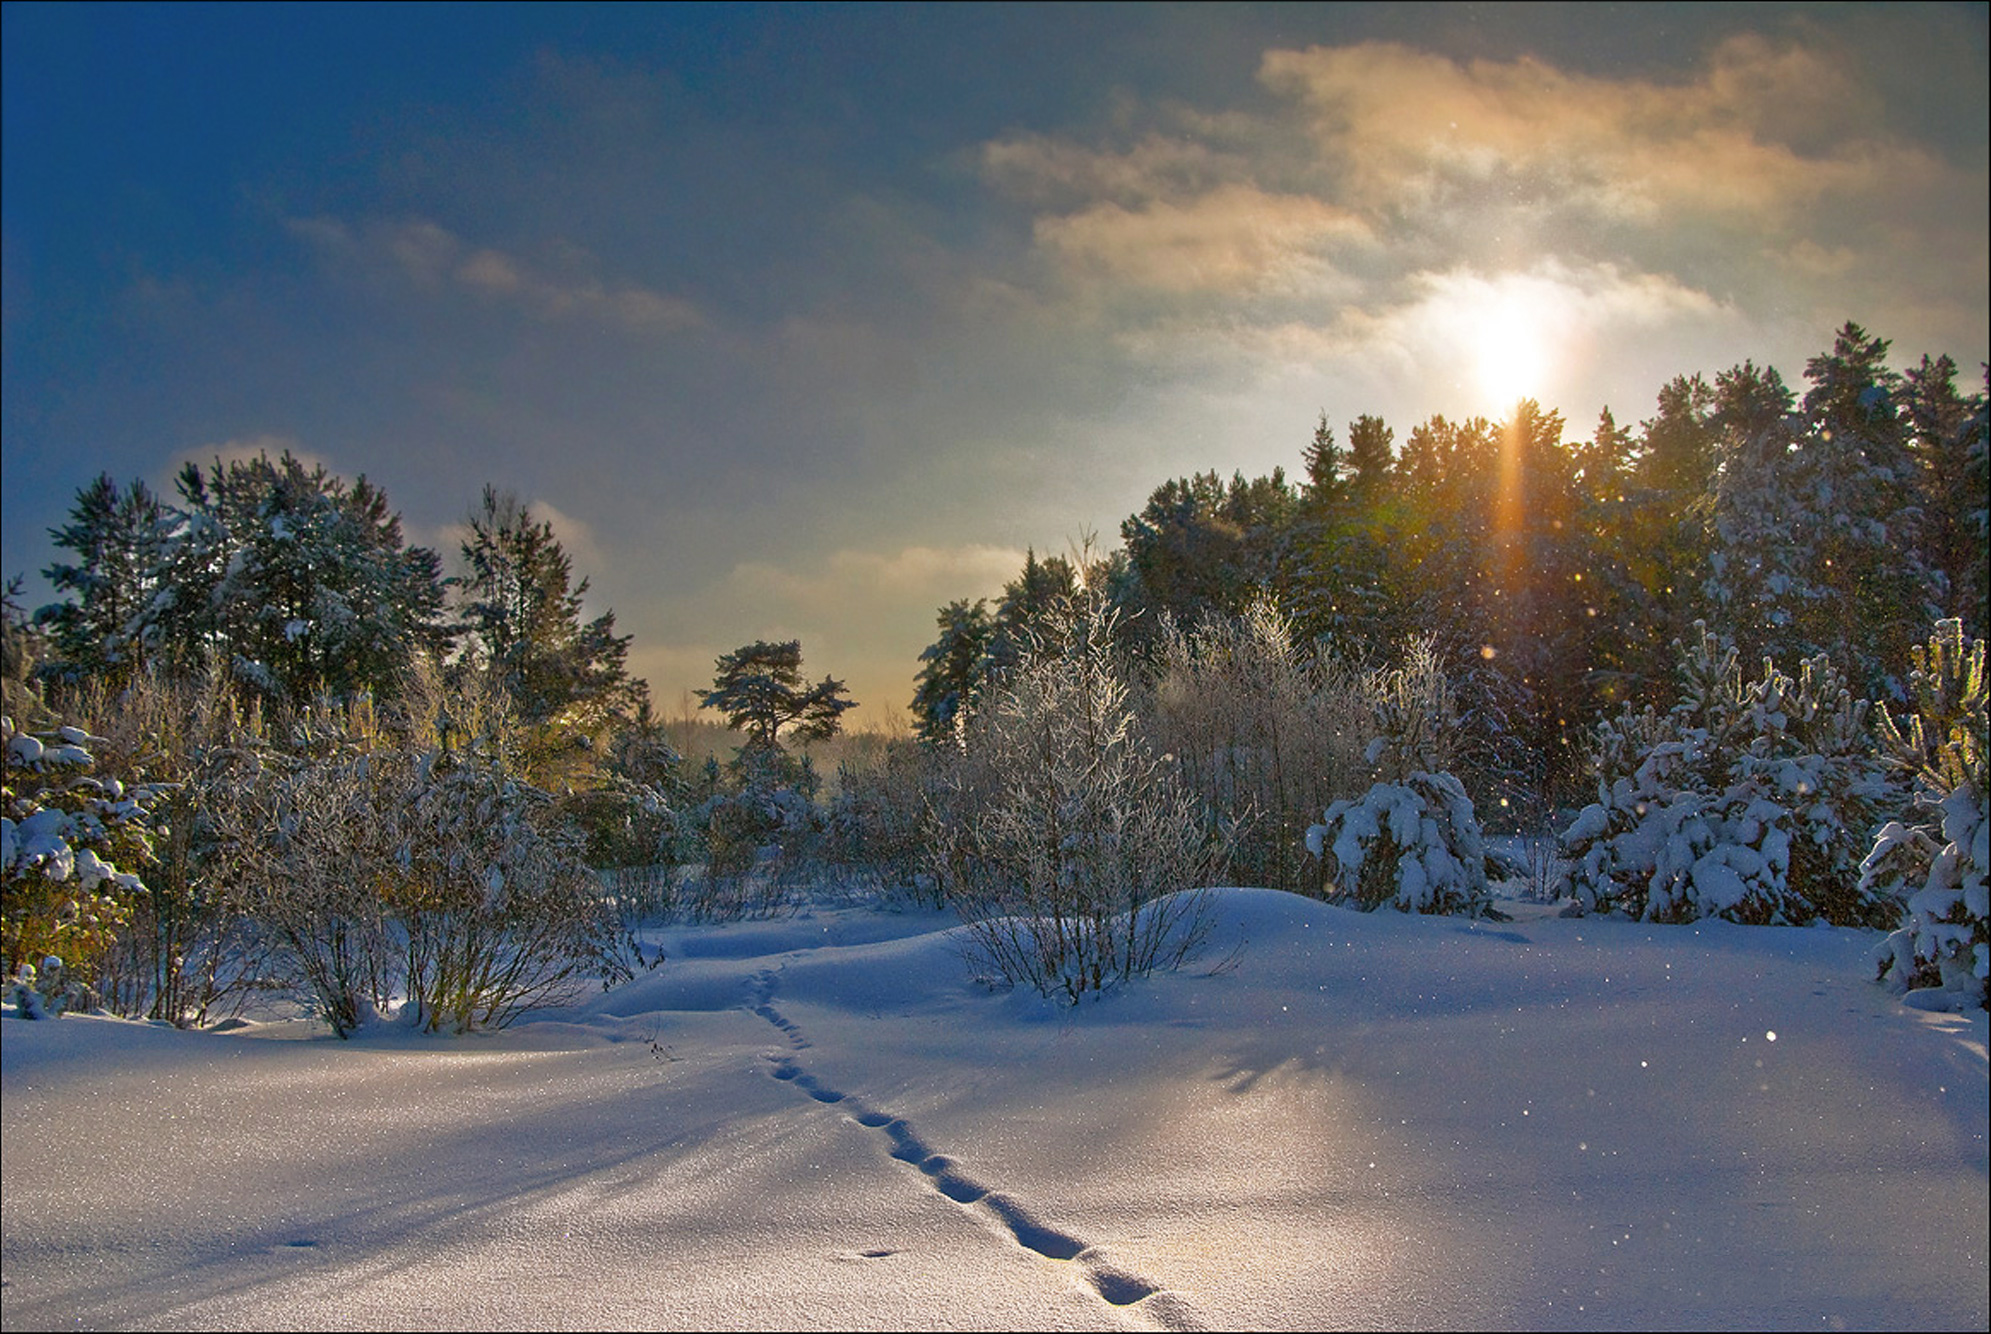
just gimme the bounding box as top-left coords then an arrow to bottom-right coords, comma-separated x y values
822,741 -> 946,906
929,596 -> 1228,1003
202,671 -> 617,1035
67,665 -> 283,1026
1148,597 -> 1368,893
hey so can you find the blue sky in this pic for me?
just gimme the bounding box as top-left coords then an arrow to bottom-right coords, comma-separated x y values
5,2 -> 1986,724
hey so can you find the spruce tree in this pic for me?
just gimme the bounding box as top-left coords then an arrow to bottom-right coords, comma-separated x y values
455,486 -> 642,754
123,453 -> 445,702
1346,414 -> 1394,508
1902,355 -> 1989,636
1706,330 -> 1943,696
1300,413 -> 1344,510
36,474 -> 167,685
910,598 -> 994,745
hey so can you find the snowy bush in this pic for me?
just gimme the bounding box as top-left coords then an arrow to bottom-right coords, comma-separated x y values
1306,771 -> 1491,914
821,743 -> 943,905
1562,624 -> 1901,925
54,667 -> 285,1028
205,689 -> 617,1035
2,713 -> 164,1009
929,596 -> 1226,1003
1147,597 -> 1369,894
1301,638 -> 1492,916
1864,620 -> 1988,1008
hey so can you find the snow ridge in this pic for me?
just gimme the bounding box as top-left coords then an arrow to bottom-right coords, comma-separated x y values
742,968 -> 1196,1327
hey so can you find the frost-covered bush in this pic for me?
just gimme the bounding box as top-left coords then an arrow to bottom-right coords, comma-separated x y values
57,668 -> 284,1028
1306,771 -> 1491,914
668,743 -> 820,918
929,597 -> 1226,1003
821,742 -> 942,905
205,689 -> 616,1035
1148,597 -> 1369,894
1561,624 -> 1900,925
1864,620 -> 1988,1007
1302,638 -> 1491,916
2,713 -> 163,1006
390,746 -> 611,1032
1360,635 -> 1461,784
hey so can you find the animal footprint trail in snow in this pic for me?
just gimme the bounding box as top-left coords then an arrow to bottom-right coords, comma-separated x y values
742,969 -> 1197,1325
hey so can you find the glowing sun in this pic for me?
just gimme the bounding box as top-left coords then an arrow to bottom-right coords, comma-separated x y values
1473,304 -> 1550,410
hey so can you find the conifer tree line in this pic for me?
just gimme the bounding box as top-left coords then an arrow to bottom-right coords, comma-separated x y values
31,458 -> 641,729
913,322 -> 1989,815
2,454 -> 860,1029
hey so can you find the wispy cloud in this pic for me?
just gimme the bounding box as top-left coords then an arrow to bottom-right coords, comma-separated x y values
729,543 -> 1025,611
287,216 -> 703,333
162,434 -> 335,487
1033,185 -> 1370,295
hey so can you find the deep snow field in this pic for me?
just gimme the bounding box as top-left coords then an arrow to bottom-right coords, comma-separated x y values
2,887 -> 1986,1332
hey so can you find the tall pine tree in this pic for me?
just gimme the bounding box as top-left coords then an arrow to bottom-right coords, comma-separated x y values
454,486 -> 642,772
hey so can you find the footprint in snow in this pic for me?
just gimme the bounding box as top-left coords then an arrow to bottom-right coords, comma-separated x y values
744,967 -> 1195,1324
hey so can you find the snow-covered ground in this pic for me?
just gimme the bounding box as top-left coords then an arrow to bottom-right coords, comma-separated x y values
3,888 -> 1985,1331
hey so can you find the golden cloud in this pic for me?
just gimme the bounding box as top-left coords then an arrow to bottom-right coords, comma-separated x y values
1034,184 -> 1371,294
1256,35 -> 1939,223
163,434 -> 336,486
729,544 -> 1026,608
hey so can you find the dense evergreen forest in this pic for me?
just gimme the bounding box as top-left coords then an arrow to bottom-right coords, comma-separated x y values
912,322 -> 1988,816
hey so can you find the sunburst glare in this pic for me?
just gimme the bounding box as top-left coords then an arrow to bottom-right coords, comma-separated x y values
1473,303 -> 1549,412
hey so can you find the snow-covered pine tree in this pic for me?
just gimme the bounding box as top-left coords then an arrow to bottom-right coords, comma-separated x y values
1707,329 -> 1940,698
1864,619 -> 1988,1008
1305,638 -> 1493,916
454,486 -> 642,782
1562,623 -> 1901,926
126,453 -> 446,702
2,713 -> 163,1010
1901,355 -> 1990,637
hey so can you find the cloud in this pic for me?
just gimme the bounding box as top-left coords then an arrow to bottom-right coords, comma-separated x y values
1333,261 -> 1742,417
1255,34 -> 1934,226
982,130 -> 1250,211
162,434 -> 336,487
524,498 -> 609,582
1033,185 -> 1370,295
287,216 -> 703,333
962,26 -> 1983,444
982,31 -> 1975,323
729,544 -> 1025,610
